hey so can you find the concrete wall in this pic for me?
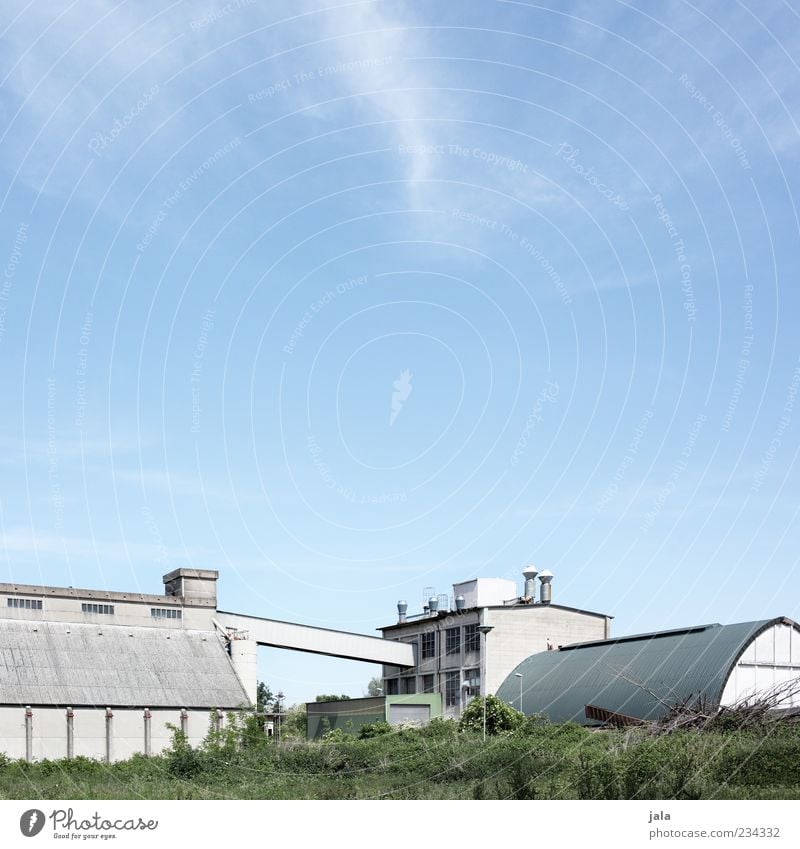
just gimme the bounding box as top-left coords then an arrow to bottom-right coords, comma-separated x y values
0,706 -> 219,762
0,592 -> 214,630
484,606 -> 609,696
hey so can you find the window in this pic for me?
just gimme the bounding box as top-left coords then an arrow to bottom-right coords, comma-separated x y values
464,668 -> 481,696
464,624 -> 480,653
7,598 -> 43,610
401,677 -> 416,695
81,603 -> 114,615
446,627 -> 460,656
421,631 -> 436,659
445,671 -> 460,707
386,679 -> 399,695
422,674 -> 435,694
151,608 -> 182,620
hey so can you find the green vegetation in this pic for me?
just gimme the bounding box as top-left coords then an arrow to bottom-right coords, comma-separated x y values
1,710 -> 798,800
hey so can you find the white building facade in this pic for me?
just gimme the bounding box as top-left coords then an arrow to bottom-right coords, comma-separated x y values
380,573 -> 612,718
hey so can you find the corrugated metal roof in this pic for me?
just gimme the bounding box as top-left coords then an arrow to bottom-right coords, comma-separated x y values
0,620 -> 249,708
496,618 -> 793,724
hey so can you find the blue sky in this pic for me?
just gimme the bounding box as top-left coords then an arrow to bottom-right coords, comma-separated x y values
1,0 -> 799,704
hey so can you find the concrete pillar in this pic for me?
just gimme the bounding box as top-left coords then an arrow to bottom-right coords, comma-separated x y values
66,707 -> 74,759
180,708 -> 188,737
143,708 -> 152,757
229,638 -> 258,705
105,707 -> 113,764
24,706 -> 32,764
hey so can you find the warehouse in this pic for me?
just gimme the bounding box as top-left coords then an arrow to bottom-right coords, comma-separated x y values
496,616 -> 800,724
0,569 -> 413,761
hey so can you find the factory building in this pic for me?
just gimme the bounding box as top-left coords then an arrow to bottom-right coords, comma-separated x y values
496,616 -> 800,724
0,569 -> 413,762
379,568 -> 612,719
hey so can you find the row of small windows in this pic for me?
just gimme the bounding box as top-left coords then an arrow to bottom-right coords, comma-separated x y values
7,598 -> 43,609
151,608 -> 182,619
81,603 -> 115,615
418,624 -> 482,659
6,598 -> 184,619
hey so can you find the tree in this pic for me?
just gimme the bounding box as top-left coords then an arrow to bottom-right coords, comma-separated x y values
256,681 -> 273,713
315,694 -> 351,702
459,695 -> 524,736
365,676 -> 383,696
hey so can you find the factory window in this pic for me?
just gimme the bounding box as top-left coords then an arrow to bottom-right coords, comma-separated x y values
7,598 -> 43,610
422,674 -> 435,694
464,668 -> 481,696
401,677 -> 416,695
445,671 -> 460,707
421,631 -> 436,659
446,627 -> 461,656
464,624 -> 480,653
81,603 -> 114,615
151,608 -> 182,620
386,679 -> 399,696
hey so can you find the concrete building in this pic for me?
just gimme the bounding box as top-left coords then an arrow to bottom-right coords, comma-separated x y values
496,616 -> 800,724
0,569 -> 413,762
379,568 -> 612,718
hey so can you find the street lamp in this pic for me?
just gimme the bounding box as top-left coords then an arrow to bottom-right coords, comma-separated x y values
514,672 -> 523,712
275,691 -> 284,743
478,625 -> 493,742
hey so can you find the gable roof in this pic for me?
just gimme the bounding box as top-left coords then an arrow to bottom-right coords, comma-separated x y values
0,620 -> 249,709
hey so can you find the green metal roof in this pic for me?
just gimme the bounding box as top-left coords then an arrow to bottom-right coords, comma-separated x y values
496,617 -> 797,724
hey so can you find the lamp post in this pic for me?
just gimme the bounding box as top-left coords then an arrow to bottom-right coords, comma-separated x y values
478,625 -> 493,742
275,691 -> 284,743
514,672 -> 523,712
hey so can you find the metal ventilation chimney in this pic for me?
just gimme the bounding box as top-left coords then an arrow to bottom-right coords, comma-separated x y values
522,566 -> 538,599
455,595 -> 466,612
397,600 -> 408,624
538,570 -> 553,604
428,596 -> 439,616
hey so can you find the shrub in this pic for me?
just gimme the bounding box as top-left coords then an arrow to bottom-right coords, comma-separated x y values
459,695 -> 524,736
359,721 -> 392,739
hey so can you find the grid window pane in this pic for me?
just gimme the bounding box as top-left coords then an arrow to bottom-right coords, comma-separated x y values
401,677 -> 416,695
464,668 -> 481,695
464,624 -> 480,653
445,671 -> 460,706
421,632 -> 436,658
422,674 -> 435,694
446,627 -> 461,656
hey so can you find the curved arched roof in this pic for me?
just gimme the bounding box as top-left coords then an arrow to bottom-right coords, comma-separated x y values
496,617 -> 799,724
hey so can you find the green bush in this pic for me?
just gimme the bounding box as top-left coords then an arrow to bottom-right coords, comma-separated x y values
459,695 -> 524,735
358,721 -> 392,739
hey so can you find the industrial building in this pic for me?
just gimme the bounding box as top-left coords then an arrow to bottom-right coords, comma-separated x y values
496,616 -> 800,724
2,563 -> 797,758
0,569 -> 413,761
378,568 -> 612,719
